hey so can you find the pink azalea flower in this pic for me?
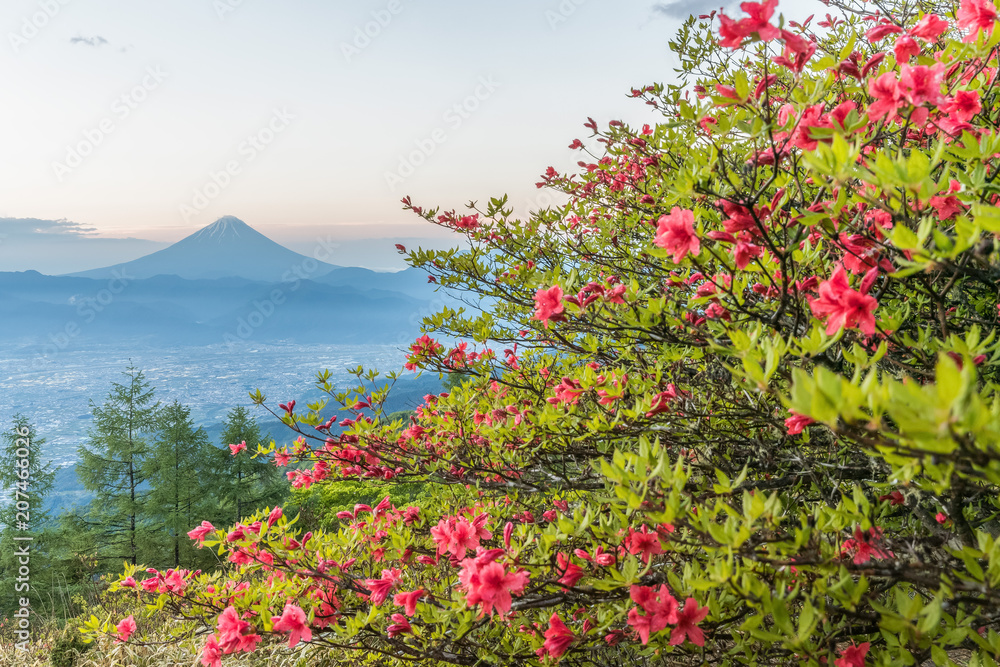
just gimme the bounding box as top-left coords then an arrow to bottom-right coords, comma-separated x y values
893,35 -> 920,61
548,377 -> 584,405
605,283 -> 627,303
430,515 -> 492,558
266,506 -> 283,528
228,548 -> 252,565
808,266 -> 879,336
556,552 -> 585,588
226,525 -> 247,542
898,63 -> 944,107
594,546 -> 616,566
866,23 -> 903,41
237,632 -> 261,653
400,506 -> 420,525
717,0 -> 780,45
785,412 -> 815,434
115,615 -> 136,643
670,598 -> 710,646
162,569 -> 186,593
216,606 -> 248,648
271,603 -> 312,648
460,551 -> 529,617
628,585 -> 679,644
957,0 -> 997,41
717,12 -> 748,48
393,589 -> 424,616
704,302 -> 730,320
228,441 -> 247,455
944,90 -> 981,122
719,199 -> 758,234
838,233 -> 886,275
773,29 -> 816,72
533,285 -> 565,323
787,104 -> 826,151
387,613 -> 413,637
929,179 -> 966,219
216,606 -> 259,654
734,236 -> 763,268
373,495 -> 392,517
364,568 -> 403,606
626,525 -> 664,563
909,13 -> 948,41
867,72 -> 902,120
829,101 -> 857,129
537,613 -> 575,659
200,635 -> 222,667
841,527 -> 893,564
835,642 -> 871,667
654,207 -> 700,263
879,490 -> 905,505
645,385 -> 679,417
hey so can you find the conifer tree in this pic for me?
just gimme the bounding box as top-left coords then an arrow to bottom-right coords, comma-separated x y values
0,415 -> 56,616
0,414 -> 55,528
145,401 -> 214,569
214,406 -> 283,523
77,365 -> 159,566
46,510 -> 100,619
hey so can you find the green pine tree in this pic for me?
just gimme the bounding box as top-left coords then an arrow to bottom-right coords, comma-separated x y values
44,510 -> 101,621
0,415 -> 56,529
214,406 -> 284,524
145,401 -> 215,569
76,365 -> 160,566
0,416 -> 57,617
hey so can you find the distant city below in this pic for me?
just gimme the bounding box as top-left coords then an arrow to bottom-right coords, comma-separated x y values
0,215 -> 452,512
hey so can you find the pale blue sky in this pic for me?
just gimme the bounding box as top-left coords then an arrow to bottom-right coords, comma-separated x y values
0,0 -> 819,271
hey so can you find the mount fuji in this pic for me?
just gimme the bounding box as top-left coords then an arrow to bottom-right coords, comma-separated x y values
67,216 -> 340,282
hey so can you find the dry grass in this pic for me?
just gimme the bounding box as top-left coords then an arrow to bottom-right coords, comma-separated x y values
1,634 -> 979,667
0,575 -> 322,667
1,629 -> 307,667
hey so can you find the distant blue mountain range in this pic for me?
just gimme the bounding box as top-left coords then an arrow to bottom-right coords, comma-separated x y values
0,216 -> 440,347
0,216 -> 449,514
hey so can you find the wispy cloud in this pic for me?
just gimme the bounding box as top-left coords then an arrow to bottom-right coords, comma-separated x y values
70,35 -> 109,47
0,218 -> 97,239
0,218 -> 170,274
651,0 -> 728,19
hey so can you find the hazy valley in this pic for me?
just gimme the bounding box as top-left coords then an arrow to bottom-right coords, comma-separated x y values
0,217 -> 447,512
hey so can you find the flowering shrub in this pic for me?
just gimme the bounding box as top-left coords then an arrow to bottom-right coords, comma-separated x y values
84,0 -> 1000,664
